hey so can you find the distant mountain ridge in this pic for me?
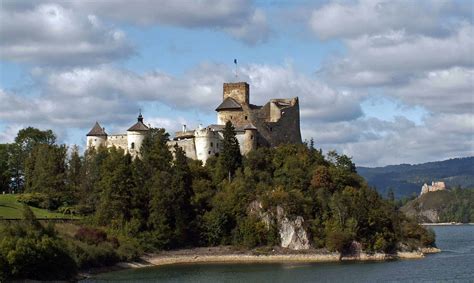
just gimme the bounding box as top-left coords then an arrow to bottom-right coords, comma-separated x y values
357,157 -> 474,198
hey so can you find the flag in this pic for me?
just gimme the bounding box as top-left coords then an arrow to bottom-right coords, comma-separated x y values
234,59 -> 237,65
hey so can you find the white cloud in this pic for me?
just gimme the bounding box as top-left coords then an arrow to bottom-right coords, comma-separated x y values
0,3 -> 133,65
304,113 -> 474,167
309,0 -> 469,40
70,0 -> 270,45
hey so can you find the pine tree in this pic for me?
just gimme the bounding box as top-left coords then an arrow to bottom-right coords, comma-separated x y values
95,148 -> 135,227
217,121 -> 242,181
67,145 -> 82,198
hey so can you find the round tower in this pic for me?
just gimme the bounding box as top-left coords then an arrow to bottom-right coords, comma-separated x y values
243,124 -> 257,155
86,122 -> 107,150
127,112 -> 149,157
194,126 -> 219,165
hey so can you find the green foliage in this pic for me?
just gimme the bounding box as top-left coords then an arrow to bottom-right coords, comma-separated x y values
0,126 -> 441,280
0,206 -> 77,281
7,127 -> 57,192
439,188 -> 474,223
0,144 -> 10,193
216,121 -> 242,181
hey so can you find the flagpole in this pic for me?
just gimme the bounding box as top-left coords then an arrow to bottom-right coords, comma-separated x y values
234,59 -> 238,80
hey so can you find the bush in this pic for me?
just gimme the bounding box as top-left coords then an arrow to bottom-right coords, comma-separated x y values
67,240 -> 119,269
74,227 -> 108,245
0,207 -> 77,281
326,229 -> 353,253
233,216 -> 269,248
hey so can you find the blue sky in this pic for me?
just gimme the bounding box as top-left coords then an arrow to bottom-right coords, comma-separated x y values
0,0 -> 472,166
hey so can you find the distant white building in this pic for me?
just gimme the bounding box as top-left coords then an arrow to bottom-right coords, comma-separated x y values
420,181 -> 446,196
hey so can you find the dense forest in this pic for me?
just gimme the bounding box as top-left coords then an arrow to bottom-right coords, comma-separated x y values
0,124 -> 435,281
358,157 -> 474,198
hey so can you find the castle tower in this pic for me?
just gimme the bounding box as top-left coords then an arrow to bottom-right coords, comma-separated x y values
243,124 -> 257,155
126,112 -> 149,157
86,122 -> 107,150
194,126 -> 220,165
223,82 -> 249,105
216,82 -> 249,126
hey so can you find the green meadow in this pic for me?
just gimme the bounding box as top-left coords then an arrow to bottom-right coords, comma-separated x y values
0,194 -> 70,219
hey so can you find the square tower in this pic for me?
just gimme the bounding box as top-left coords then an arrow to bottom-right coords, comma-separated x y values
223,82 -> 249,105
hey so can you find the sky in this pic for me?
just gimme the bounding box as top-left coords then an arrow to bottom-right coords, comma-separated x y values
0,0 -> 472,167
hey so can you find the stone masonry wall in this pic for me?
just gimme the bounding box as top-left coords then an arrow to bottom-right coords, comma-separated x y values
223,82 -> 249,105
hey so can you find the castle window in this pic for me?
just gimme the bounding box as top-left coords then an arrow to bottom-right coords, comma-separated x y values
245,116 -> 248,120
131,142 -> 135,149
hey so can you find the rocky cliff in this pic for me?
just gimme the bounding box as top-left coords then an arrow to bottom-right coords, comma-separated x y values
249,201 -> 310,250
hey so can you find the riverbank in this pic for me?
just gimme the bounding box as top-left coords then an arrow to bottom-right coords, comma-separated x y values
79,246 -> 440,279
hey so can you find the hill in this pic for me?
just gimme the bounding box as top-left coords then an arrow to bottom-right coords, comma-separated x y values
357,157 -> 474,198
0,194 -> 70,219
400,188 -> 474,223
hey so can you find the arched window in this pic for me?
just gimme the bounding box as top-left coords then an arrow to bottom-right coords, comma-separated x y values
131,142 -> 135,149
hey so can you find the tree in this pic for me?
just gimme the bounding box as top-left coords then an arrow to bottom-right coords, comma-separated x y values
67,145 -> 82,196
140,128 -> 172,176
95,148 -> 135,228
24,144 -> 67,195
217,121 -> 242,181
0,144 -> 10,193
7,127 -> 57,193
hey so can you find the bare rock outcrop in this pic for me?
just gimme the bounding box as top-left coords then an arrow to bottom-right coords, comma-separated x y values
249,201 -> 310,250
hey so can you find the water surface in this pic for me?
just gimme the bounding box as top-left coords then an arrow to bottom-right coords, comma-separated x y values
86,225 -> 474,282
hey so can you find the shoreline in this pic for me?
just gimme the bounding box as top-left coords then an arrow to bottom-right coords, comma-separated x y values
80,247 -> 440,279
421,222 -> 474,226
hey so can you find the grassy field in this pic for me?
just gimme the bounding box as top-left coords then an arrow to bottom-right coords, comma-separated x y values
0,194 -> 73,219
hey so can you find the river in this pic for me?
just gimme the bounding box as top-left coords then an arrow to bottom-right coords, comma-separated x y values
86,225 -> 474,282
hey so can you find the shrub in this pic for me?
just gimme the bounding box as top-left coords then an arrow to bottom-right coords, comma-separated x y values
67,240 -> 119,269
0,207 -> 77,281
74,227 -> 107,245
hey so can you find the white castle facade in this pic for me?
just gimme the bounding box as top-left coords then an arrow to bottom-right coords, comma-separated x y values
86,81 -> 302,163
86,113 -> 149,158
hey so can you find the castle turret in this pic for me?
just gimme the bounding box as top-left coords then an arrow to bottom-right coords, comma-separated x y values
243,123 -> 257,155
127,112 -> 149,157
194,126 -> 220,165
86,122 -> 107,150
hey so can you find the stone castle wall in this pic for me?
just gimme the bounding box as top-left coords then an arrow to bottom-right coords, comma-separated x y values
107,134 -> 128,151
223,82 -> 249,104
169,139 -> 197,160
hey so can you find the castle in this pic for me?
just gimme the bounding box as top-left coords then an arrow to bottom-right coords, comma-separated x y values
86,81 -> 302,162
420,181 -> 447,196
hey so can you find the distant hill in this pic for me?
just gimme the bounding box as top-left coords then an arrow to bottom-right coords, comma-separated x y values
400,189 -> 474,223
357,157 -> 474,198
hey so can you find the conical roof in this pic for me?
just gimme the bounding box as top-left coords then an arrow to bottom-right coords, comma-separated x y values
127,113 -> 149,131
215,97 -> 242,111
87,122 -> 107,136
